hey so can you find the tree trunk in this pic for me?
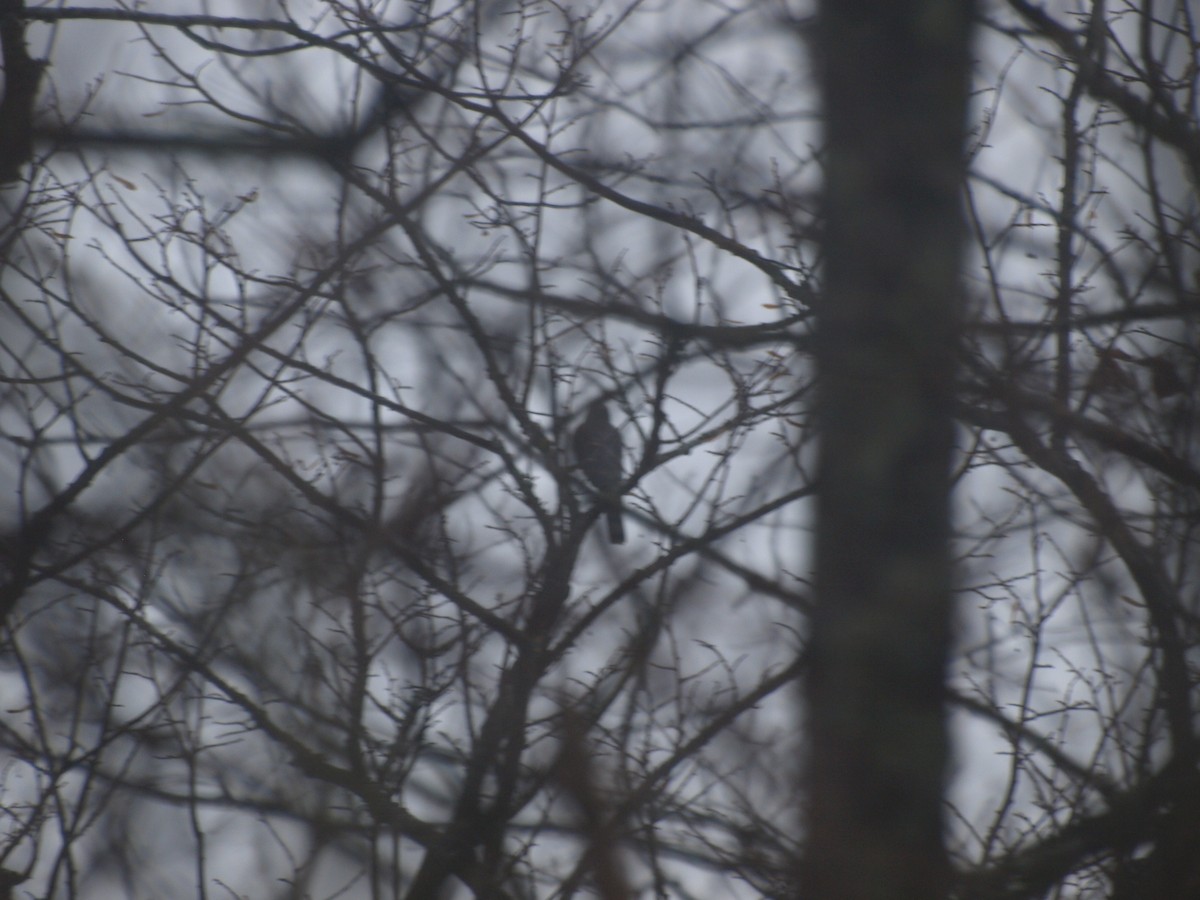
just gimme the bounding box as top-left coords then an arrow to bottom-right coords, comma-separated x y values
803,2 -> 974,897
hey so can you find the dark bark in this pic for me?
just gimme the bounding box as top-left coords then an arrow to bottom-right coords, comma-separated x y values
0,0 -> 45,183
802,2 -> 974,897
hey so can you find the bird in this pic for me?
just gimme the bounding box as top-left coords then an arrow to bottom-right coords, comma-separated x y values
573,400 -> 626,544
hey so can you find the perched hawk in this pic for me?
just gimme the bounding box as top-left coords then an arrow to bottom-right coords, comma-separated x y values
573,401 -> 625,544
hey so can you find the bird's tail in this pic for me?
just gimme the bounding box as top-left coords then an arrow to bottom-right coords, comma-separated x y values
606,506 -> 625,544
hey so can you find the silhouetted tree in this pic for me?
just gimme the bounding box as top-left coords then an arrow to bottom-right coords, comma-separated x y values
0,2 -> 1196,898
